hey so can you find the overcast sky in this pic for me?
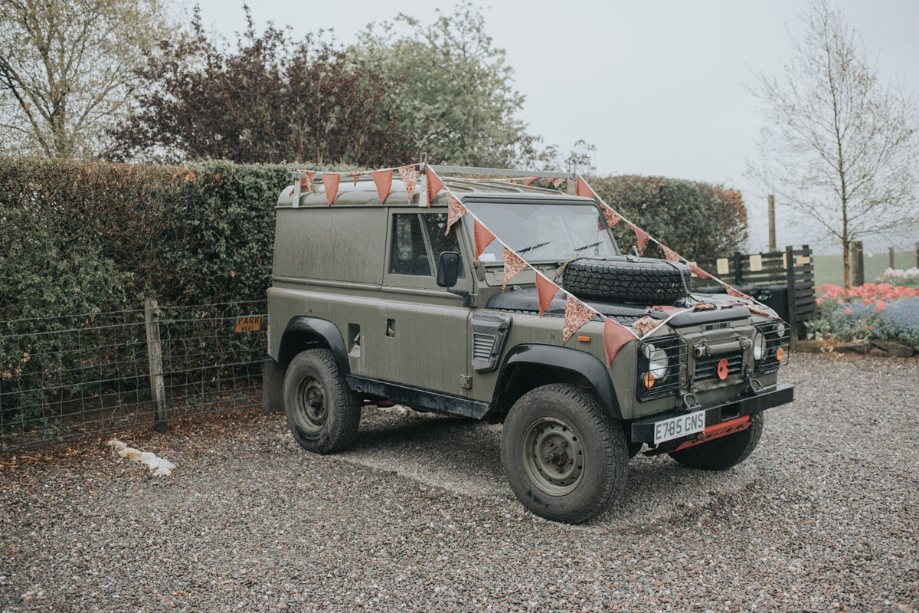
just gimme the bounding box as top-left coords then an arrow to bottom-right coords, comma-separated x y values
194,0 -> 919,255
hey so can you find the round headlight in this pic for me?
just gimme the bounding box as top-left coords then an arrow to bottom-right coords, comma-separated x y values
753,332 -> 766,360
644,344 -> 669,379
776,322 -> 788,338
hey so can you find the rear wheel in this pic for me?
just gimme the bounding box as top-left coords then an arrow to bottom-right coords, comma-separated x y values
283,349 -> 360,454
670,413 -> 764,470
501,384 -> 628,524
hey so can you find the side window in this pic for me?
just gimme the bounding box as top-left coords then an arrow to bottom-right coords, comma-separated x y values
389,214 -> 432,276
422,213 -> 465,279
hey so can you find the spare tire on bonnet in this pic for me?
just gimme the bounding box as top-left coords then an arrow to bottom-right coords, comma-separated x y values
562,257 -> 692,304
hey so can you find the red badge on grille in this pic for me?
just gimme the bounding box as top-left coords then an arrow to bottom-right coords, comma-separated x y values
717,359 -> 729,380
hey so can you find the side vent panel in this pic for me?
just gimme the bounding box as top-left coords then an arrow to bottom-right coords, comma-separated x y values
470,312 -> 513,372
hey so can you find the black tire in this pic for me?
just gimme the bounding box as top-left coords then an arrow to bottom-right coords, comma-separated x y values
283,349 -> 360,454
562,257 -> 692,303
501,384 -> 628,524
670,412 -> 764,470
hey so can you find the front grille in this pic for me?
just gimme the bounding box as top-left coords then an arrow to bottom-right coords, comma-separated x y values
473,333 -> 496,360
694,352 -> 743,381
754,321 -> 791,374
637,334 -> 688,400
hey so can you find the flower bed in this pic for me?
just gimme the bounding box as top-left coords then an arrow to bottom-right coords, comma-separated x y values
807,283 -> 919,348
880,267 -> 919,290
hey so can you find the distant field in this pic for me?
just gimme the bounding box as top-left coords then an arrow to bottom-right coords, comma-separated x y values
813,251 -> 917,288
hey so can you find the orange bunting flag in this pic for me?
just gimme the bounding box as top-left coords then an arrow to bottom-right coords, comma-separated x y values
576,176 -> 595,199
690,264 -> 711,280
372,170 -> 393,205
445,195 -> 467,235
535,274 -> 560,317
300,171 -> 316,191
523,177 -> 538,186
601,205 -> 621,228
426,167 -> 445,206
473,219 -> 496,264
629,223 -> 650,252
502,247 -> 528,291
727,286 -> 753,301
633,316 -> 659,337
550,177 -> 566,188
661,245 -> 682,263
323,173 -> 340,207
603,318 -> 635,367
398,165 -> 419,205
563,295 -> 595,345
346,171 -> 361,186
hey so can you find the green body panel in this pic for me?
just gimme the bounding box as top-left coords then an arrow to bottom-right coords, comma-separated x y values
268,178 -> 784,423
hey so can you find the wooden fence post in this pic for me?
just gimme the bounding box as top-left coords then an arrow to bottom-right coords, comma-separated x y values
767,195 -> 776,251
144,299 -> 168,433
915,242 -> 918,268
889,247 -> 895,270
850,241 -> 864,287
733,251 -> 744,286
784,245 -> 798,351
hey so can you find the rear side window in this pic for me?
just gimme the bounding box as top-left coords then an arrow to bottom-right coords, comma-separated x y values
388,213 -> 466,278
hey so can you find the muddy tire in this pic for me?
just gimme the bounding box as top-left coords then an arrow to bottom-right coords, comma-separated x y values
283,349 -> 360,454
670,413 -> 764,470
501,384 -> 628,524
562,257 -> 692,303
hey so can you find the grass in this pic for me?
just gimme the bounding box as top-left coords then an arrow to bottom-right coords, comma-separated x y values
813,251 -> 917,288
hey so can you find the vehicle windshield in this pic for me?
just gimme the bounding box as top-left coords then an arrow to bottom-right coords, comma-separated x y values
463,201 -> 618,262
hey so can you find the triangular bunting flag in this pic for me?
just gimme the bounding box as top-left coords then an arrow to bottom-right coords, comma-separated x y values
502,247 -> 528,291
523,177 -> 538,186
372,170 -> 393,205
346,171 -> 361,186
649,305 -> 686,315
323,173 -> 340,207
563,296 -> 595,345
727,286 -> 753,301
473,220 -> 496,264
632,316 -> 659,337
689,264 -> 711,280
576,176 -> 595,198
550,177 -> 566,188
426,167 -> 445,206
300,171 -> 316,191
601,205 -> 621,228
535,274 -> 560,317
398,165 -> 419,205
661,245 -> 681,262
603,318 -> 635,367
629,223 -> 650,252
445,195 -> 467,235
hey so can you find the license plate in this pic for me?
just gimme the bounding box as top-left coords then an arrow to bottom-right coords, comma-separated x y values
653,411 -> 707,444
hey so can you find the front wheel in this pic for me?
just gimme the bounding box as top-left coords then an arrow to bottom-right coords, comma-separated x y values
669,412 -> 764,470
501,384 -> 628,524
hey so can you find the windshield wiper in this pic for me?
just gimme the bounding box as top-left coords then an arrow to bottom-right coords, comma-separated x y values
574,241 -> 602,253
516,241 -> 549,255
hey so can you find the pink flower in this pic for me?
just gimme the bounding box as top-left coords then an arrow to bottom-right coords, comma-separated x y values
844,307 -> 853,315
876,301 -> 886,312
862,298 -> 870,305
816,298 -> 823,305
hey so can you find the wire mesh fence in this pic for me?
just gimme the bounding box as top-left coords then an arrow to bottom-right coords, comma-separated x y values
0,301 -> 267,451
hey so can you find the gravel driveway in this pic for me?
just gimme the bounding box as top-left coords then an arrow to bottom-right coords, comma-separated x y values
1,353 -> 917,612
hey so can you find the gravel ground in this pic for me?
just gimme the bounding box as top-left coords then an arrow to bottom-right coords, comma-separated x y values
1,353 -> 917,612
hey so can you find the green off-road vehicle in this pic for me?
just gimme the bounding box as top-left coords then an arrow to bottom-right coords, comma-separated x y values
265,165 -> 794,523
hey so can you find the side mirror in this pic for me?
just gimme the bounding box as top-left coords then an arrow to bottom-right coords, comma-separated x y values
436,251 -> 461,288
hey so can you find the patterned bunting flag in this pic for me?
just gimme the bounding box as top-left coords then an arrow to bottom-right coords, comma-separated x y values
601,205 -> 621,228
649,305 -> 686,315
300,171 -> 316,191
563,296 -> 595,345
445,195 -> 467,235
661,245 -> 682,263
603,318 -> 635,367
576,176 -> 595,199
550,177 -> 566,188
726,286 -> 754,301
322,173 -> 340,207
398,165 -> 419,205
632,316 -> 659,337
502,247 -> 528,291
629,223 -> 650,253
345,171 -> 361,186
473,219 -> 496,263
426,167 -> 445,206
535,274 -> 560,317
372,170 -> 393,205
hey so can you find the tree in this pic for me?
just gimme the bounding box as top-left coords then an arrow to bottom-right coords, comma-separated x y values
351,2 -> 533,167
109,8 -> 412,166
0,0 -> 176,158
747,0 -> 919,288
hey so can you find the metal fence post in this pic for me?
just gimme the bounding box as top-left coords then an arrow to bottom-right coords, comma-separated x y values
144,299 -> 168,433
784,245 -> 798,351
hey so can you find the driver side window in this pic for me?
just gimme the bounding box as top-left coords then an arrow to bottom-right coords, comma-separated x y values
388,213 -> 466,278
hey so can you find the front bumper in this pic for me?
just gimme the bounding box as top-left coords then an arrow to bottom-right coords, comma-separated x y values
629,383 -> 794,444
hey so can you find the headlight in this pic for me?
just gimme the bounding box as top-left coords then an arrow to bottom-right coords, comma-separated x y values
643,344 -> 669,379
776,322 -> 787,338
753,332 -> 766,360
